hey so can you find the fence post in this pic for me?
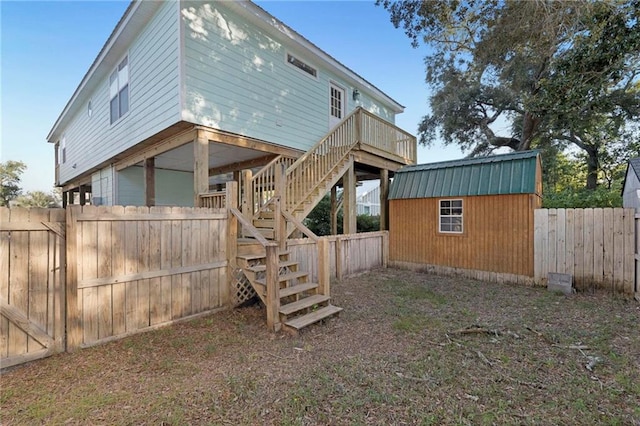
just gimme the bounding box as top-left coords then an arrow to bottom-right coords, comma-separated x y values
335,236 -> 344,281
242,170 -> 253,219
318,238 -> 330,296
65,205 -> 81,351
382,231 -> 389,268
225,181 -> 238,307
265,244 -> 281,332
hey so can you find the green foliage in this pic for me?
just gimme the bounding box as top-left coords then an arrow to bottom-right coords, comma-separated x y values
14,189 -> 61,208
304,194 -> 382,236
379,0 -> 640,189
543,187 -> 622,208
0,160 -> 26,206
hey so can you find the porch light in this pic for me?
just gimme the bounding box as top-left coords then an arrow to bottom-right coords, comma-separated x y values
352,89 -> 360,101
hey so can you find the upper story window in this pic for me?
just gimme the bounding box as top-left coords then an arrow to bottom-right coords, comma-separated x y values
439,199 -> 463,233
59,135 -> 66,164
286,53 -> 317,78
110,55 -> 129,124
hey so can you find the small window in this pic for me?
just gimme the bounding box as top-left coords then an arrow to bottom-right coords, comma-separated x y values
110,55 -> 129,124
286,53 -> 317,78
87,100 -> 93,117
60,136 -> 66,164
439,199 -> 463,233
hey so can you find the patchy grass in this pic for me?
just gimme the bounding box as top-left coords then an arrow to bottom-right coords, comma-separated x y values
2,269 -> 639,425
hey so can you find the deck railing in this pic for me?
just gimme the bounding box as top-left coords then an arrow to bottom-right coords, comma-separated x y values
246,155 -> 297,217
198,191 -> 226,209
359,109 -> 416,163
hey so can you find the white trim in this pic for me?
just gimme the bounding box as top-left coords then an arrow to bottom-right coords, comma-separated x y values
329,81 -> 346,129
438,199 -> 463,234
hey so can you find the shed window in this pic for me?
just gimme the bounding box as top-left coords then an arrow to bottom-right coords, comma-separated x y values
110,55 -> 129,124
439,199 -> 463,233
286,53 -> 317,78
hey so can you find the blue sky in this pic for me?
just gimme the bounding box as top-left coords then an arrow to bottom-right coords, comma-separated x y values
1,0 -> 463,193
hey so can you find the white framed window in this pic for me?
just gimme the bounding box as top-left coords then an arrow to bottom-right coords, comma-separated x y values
88,99 -> 93,118
286,52 -> 317,78
110,55 -> 129,124
439,199 -> 463,233
60,135 -> 66,164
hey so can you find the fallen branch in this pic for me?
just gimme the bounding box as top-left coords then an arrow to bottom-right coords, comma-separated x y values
452,326 -> 501,336
551,344 -> 590,350
476,350 -> 493,367
525,326 -> 555,344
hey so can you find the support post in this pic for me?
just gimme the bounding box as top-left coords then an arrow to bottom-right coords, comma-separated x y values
342,158 -> 356,235
265,244 -> 281,332
241,170 -> 253,218
62,191 -> 68,208
275,164 -> 287,249
224,181 -> 238,307
65,206 -> 81,351
79,185 -> 87,206
194,130 -> 209,207
318,238 -> 330,296
330,186 -> 338,235
379,168 -> 389,231
144,157 -> 155,207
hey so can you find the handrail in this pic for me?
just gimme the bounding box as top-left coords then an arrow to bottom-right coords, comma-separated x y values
229,207 -> 276,247
249,155 -> 297,217
281,210 -> 319,242
198,191 -> 226,209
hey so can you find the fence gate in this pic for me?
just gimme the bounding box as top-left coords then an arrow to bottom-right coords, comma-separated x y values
0,208 -> 66,369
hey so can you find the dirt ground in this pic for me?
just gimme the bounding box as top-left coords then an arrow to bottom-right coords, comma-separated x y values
1,268 -> 639,425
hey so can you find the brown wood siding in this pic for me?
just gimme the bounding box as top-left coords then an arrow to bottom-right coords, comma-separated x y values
389,194 -> 536,276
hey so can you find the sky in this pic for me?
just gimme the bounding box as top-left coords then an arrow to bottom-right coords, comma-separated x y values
1,0 -> 464,193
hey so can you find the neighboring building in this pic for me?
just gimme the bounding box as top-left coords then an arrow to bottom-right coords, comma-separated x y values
356,186 -> 380,216
47,0 -> 414,215
622,158 -> 640,211
388,151 -> 542,278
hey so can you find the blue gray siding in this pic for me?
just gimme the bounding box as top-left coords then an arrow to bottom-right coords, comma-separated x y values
181,1 -> 395,152
117,166 -> 194,207
58,1 -> 181,185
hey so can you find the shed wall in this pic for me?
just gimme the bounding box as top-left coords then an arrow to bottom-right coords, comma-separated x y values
622,169 -> 640,210
389,194 -> 537,276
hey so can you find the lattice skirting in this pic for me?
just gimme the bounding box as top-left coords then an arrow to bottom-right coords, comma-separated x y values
233,267 -> 257,306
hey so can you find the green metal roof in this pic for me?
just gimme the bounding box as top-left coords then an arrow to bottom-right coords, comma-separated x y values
389,150 -> 540,199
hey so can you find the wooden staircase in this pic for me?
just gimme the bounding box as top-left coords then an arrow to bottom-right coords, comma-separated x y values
225,108 -> 415,331
236,246 -> 342,331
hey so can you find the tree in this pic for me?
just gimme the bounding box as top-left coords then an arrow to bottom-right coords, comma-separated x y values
0,161 -> 26,206
14,190 -> 61,208
379,0 -> 640,189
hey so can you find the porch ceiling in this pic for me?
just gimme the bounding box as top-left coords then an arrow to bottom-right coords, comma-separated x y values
153,142 -> 267,173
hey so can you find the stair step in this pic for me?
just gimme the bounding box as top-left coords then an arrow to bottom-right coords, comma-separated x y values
253,219 -> 274,228
279,294 -> 331,316
257,228 -> 275,239
255,271 -> 308,286
284,305 -> 343,330
246,260 -> 298,273
237,250 -> 291,261
279,282 -> 318,298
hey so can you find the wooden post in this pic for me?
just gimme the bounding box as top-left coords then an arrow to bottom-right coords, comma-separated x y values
241,170 -> 253,218
379,169 -> 389,231
224,181 -> 238,307
62,191 -> 68,208
275,164 -> 287,249
79,186 -> 87,206
194,130 -> 209,207
355,107 -> 362,143
342,158 -> 356,235
330,186 -> 338,235
265,244 -> 281,332
318,238 -> 330,296
382,231 -> 389,268
335,236 -> 344,281
144,157 -> 155,207
65,205 -> 81,351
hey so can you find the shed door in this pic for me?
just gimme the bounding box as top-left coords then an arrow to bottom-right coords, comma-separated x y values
329,83 -> 345,128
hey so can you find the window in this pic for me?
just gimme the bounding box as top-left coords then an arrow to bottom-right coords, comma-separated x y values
286,53 -> 317,78
60,136 -> 66,164
110,55 -> 129,124
88,99 -> 93,118
330,85 -> 343,120
439,199 -> 463,233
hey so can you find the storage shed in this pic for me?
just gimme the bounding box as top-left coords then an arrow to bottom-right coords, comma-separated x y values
622,158 -> 640,211
388,150 -> 542,278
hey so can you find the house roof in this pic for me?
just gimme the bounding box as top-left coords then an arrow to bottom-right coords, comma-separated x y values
388,150 -> 540,200
47,0 -> 405,143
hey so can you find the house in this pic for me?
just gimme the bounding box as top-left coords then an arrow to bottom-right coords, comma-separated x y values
356,186 -> 381,216
46,0 -> 416,331
622,158 -> 640,211
388,151 -> 542,280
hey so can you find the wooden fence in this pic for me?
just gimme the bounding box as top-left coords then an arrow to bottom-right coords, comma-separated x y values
534,208 -> 636,295
66,206 -> 229,349
287,231 -> 389,282
0,208 -> 66,368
